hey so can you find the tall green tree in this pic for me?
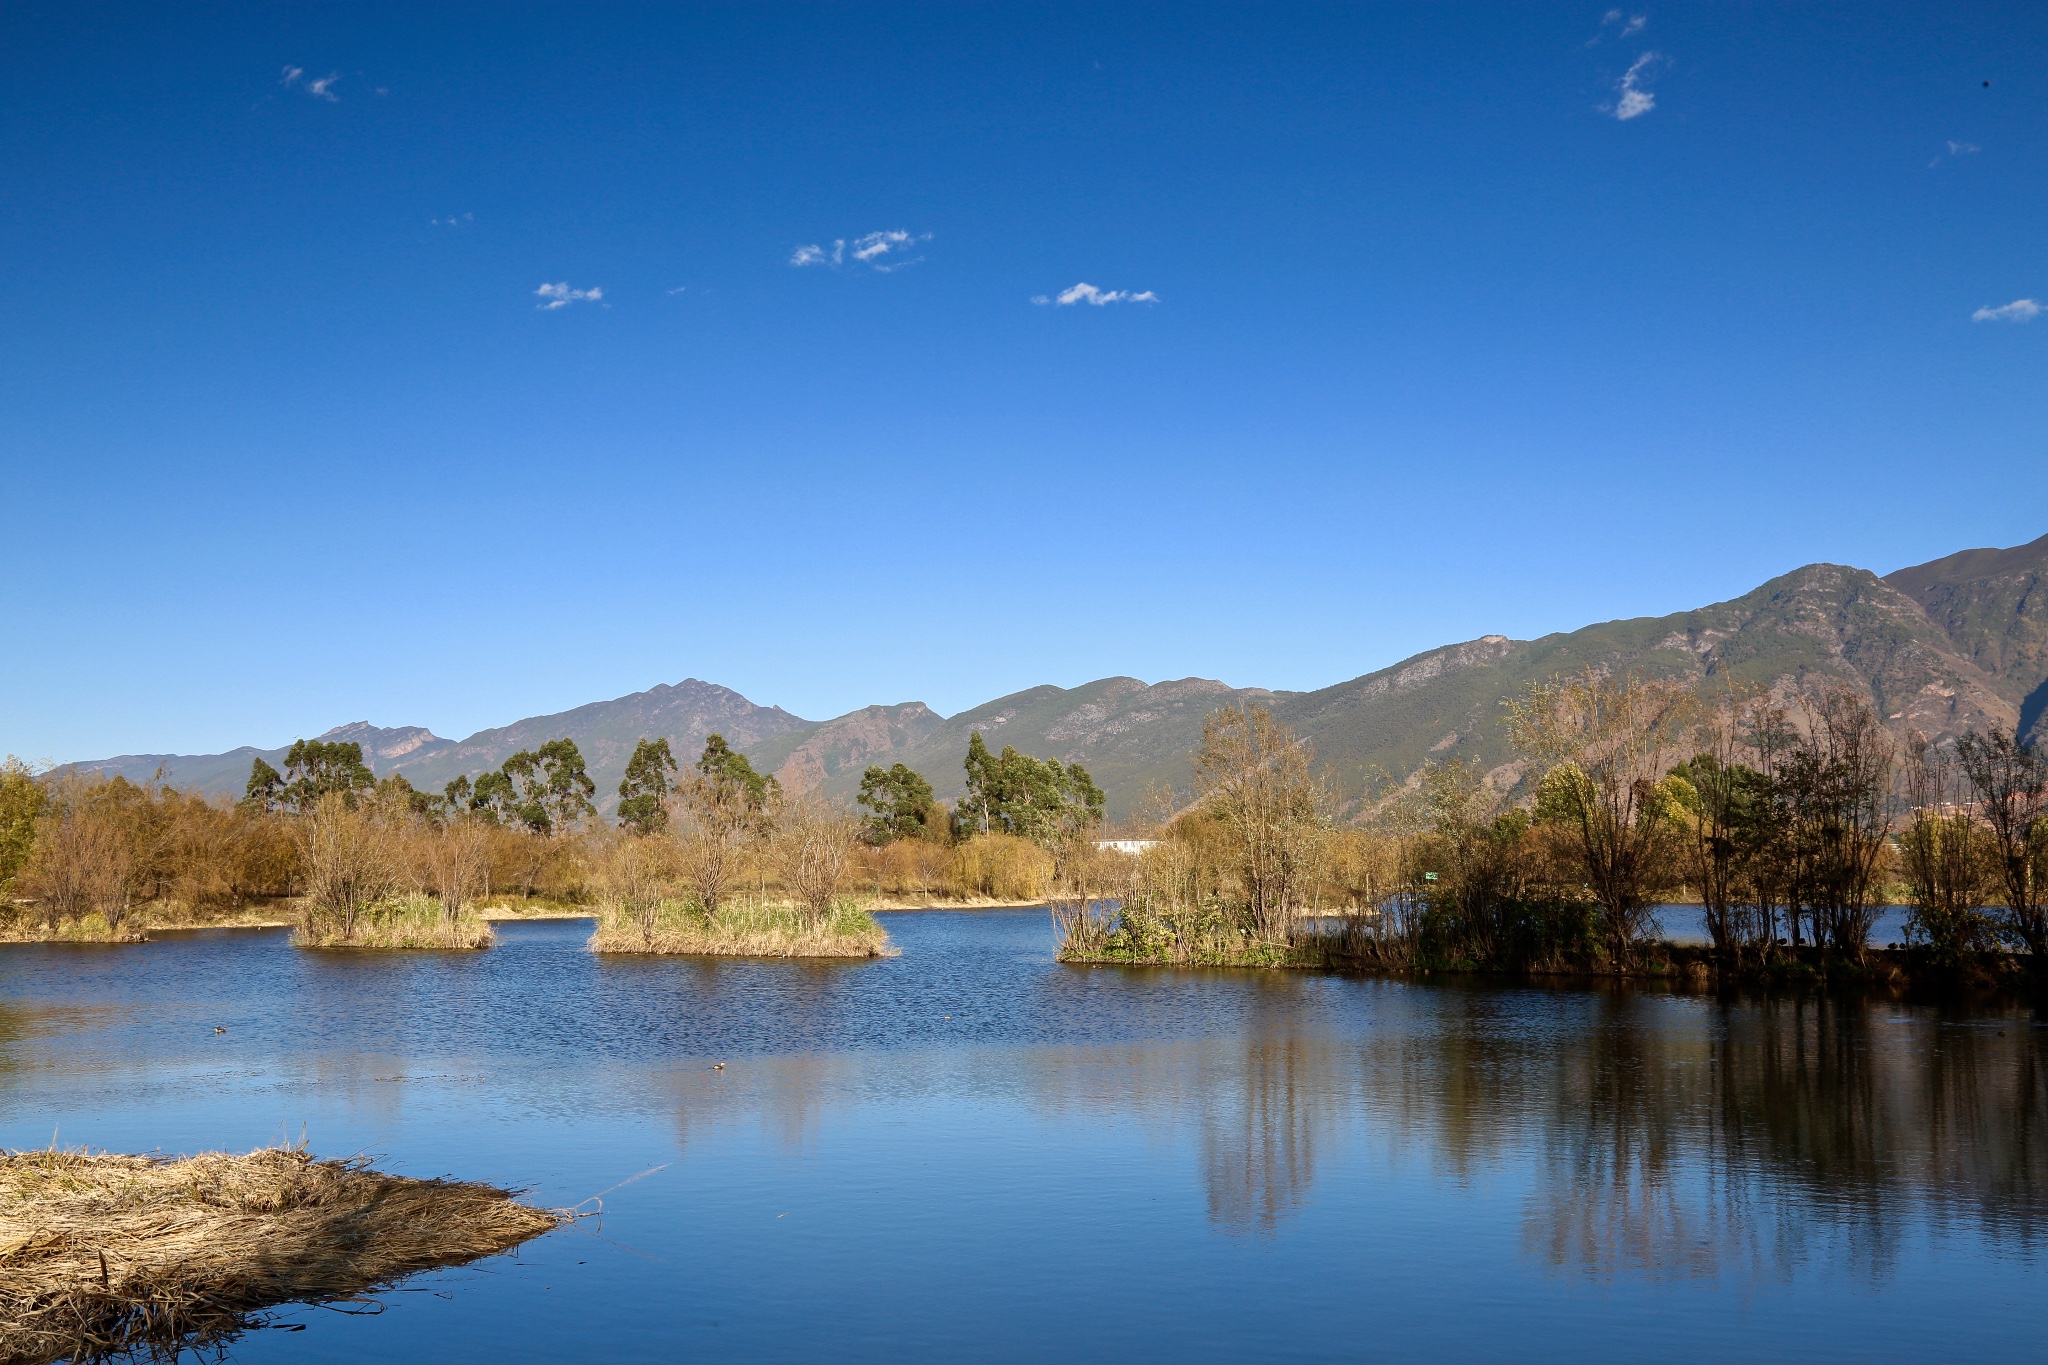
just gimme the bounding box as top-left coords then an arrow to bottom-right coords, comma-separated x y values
695,733 -> 777,811
0,758 -> 47,893
618,738 -> 680,835
257,740 -> 376,814
956,733 -> 1104,845
856,763 -> 939,843
500,738 -> 597,835
243,758 -> 285,812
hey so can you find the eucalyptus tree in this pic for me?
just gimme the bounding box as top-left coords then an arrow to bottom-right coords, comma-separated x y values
617,738 -> 680,835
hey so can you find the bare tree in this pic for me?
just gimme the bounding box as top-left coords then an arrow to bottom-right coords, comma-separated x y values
1509,670 -> 1693,968
1899,736 -> 1993,961
1193,706 -> 1332,945
1778,688 -> 1894,960
671,749 -> 771,914
425,816 -> 493,925
590,826 -> 678,941
1955,724 -> 2048,955
769,788 -> 858,924
297,793 -> 395,940
25,778 -> 134,930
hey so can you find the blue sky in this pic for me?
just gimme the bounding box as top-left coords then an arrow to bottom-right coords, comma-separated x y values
4,3 -> 2044,762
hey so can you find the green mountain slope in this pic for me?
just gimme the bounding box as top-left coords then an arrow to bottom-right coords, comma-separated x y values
809,677 -> 1294,818
1276,563 -> 2016,809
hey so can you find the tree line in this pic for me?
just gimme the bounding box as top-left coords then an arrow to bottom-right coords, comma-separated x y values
0,725 -> 1116,938
1056,672 -> 2048,977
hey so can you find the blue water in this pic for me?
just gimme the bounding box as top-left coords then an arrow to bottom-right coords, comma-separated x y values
2,911 -> 2042,1362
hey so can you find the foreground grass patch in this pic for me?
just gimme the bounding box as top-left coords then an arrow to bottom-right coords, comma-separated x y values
0,1145 -> 561,1365
293,895 -> 494,950
590,897 -> 894,958
0,911 -> 147,945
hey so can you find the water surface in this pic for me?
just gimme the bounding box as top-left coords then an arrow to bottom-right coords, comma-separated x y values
2,911 -> 2042,1362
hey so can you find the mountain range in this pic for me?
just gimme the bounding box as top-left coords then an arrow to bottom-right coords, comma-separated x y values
64,533 -> 2048,820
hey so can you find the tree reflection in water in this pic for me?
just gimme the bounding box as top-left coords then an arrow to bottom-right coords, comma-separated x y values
1020,984 -> 2048,1268
641,966 -> 2048,1277
1519,995 -> 2048,1283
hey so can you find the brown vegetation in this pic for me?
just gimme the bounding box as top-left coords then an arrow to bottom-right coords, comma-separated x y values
1054,678 -> 2048,983
0,1145 -> 561,1365
586,785 -> 891,956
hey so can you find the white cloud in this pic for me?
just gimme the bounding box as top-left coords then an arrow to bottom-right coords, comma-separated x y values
430,213 -> 473,228
1034,283 -> 1160,307
666,285 -> 687,295
535,282 -> 603,311
790,230 -> 931,271
281,66 -> 340,100
1948,140 -> 1981,156
1972,298 -> 2040,323
1590,11 -> 1646,43
1612,52 -> 1660,120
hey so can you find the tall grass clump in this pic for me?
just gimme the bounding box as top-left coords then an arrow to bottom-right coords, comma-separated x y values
586,786 -> 893,957
590,893 -> 893,958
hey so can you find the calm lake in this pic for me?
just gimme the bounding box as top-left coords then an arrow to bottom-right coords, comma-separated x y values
2,910 -> 2043,1362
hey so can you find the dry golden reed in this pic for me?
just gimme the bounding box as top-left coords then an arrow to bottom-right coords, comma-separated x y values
589,897 -> 894,958
0,1145 -> 562,1365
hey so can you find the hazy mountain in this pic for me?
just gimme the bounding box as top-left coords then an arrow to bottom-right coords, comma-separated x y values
63,681 -> 813,814
57,533 -> 2048,820
66,723 -> 456,796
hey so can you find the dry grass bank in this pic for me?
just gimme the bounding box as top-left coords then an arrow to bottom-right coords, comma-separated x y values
0,910 -> 147,945
293,895 -> 494,951
590,897 -> 894,958
477,898 -> 594,921
0,1145 -> 561,1365
861,895 -> 1045,911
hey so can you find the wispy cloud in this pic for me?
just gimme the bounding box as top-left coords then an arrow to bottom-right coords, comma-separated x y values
282,66 -> 340,101
1589,11 -> 1647,44
1972,298 -> 2040,323
666,285 -> 688,296
535,282 -> 603,311
430,213 -> 473,228
1930,139 -> 1982,167
790,230 -> 931,272
1611,52 -> 1661,120
1031,283 -> 1160,307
